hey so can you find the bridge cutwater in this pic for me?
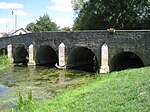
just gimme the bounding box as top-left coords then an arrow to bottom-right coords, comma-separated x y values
0,30 -> 150,73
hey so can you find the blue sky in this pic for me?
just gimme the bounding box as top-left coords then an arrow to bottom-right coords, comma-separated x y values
0,0 -> 75,32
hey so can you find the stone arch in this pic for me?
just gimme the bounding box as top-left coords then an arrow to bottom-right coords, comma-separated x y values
35,45 -> 58,67
110,51 -> 144,71
13,47 -> 29,65
0,48 -> 7,55
67,47 -> 99,72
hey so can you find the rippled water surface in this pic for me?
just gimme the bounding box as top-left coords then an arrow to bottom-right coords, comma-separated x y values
0,66 -> 94,111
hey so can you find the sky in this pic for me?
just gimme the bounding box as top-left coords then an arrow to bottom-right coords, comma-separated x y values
0,0 -> 75,32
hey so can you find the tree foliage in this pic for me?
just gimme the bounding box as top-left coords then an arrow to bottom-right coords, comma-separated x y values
26,14 -> 59,32
73,0 -> 150,30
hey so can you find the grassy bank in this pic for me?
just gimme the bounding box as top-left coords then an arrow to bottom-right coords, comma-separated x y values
15,67 -> 150,112
0,56 -> 9,70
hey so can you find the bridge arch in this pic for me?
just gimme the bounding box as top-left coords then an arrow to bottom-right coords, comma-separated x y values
35,45 -> 58,67
67,47 -> 99,72
13,47 -> 29,65
0,48 -> 7,55
110,51 -> 144,71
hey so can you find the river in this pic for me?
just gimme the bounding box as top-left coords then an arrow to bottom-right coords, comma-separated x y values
0,66 -> 94,111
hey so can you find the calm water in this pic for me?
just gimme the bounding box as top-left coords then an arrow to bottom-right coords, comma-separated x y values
0,66 -> 94,111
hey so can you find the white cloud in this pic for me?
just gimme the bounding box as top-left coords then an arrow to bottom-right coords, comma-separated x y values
55,18 -> 74,27
0,18 -> 14,23
0,2 -> 23,9
47,0 -> 73,12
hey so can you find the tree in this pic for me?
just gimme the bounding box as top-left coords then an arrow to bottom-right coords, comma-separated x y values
73,0 -> 150,30
61,27 -> 72,31
71,0 -> 88,14
26,22 -> 39,32
26,14 -> 59,32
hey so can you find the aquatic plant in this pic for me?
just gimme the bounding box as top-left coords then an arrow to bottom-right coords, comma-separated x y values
14,91 -> 35,112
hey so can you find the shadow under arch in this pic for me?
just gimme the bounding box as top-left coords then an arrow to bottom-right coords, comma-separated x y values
36,45 -> 58,67
110,51 -> 144,71
13,47 -> 29,66
67,47 -> 99,72
0,48 -> 7,55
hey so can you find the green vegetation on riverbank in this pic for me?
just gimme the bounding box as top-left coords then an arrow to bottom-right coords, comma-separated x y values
0,56 -> 9,70
15,67 -> 150,112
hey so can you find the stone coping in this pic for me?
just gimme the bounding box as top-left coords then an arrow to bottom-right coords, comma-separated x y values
31,30 -> 150,33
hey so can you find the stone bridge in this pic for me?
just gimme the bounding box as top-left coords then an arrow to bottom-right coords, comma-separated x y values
0,30 -> 150,73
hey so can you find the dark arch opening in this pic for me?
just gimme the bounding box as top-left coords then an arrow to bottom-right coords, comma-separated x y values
36,45 -> 58,67
13,47 -> 29,66
0,48 -> 7,55
67,47 -> 99,72
110,52 -> 144,71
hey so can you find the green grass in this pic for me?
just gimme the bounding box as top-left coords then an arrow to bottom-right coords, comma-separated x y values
15,67 -> 150,112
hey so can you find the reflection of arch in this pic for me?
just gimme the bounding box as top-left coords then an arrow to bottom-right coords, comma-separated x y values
13,47 -> 29,65
67,47 -> 99,72
0,48 -> 7,55
110,52 -> 144,71
36,45 -> 58,67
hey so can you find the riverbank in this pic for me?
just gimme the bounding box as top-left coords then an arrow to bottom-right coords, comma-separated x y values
19,67 -> 150,112
0,56 -> 149,112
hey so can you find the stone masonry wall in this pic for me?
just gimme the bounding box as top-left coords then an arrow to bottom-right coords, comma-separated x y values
0,30 -> 149,70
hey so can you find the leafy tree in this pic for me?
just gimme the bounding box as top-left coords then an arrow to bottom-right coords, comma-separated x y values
26,14 -> 59,32
73,0 -> 150,30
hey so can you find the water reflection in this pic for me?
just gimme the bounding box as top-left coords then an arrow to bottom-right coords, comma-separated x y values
58,70 -> 66,84
0,66 -> 93,111
0,84 -> 8,96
